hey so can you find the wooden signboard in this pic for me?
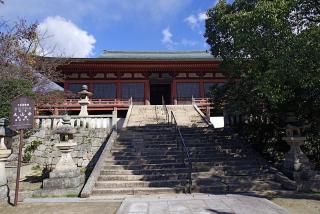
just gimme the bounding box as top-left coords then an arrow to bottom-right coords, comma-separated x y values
11,97 -> 35,130
10,96 -> 35,206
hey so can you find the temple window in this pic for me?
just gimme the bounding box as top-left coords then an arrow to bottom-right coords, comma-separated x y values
92,83 -> 116,99
121,83 -> 144,101
176,82 -> 200,99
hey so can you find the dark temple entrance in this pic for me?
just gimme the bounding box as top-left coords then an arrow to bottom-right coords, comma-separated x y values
150,84 -> 171,105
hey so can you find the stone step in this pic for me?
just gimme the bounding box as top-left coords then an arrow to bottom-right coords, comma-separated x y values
98,173 -> 189,181
88,105 -> 287,197
105,154 -> 181,161
110,148 -> 180,153
100,167 -> 189,175
192,174 -> 276,185
95,179 -> 188,188
116,138 -> 176,143
110,150 -> 183,156
192,168 -> 270,177
91,187 -> 185,195
105,153 -> 253,161
112,143 -> 242,150
109,148 -> 245,155
103,163 -> 186,170
104,159 -> 181,165
191,165 -> 268,174
104,158 -> 262,166
112,144 -> 177,149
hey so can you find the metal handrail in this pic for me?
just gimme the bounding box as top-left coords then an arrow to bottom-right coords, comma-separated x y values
162,96 -> 170,124
170,111 -> 192,193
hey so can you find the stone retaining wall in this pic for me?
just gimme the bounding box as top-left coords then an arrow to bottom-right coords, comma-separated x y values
8,128 -> 111,169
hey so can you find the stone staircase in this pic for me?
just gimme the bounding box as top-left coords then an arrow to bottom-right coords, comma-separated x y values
90,105 -> 290,197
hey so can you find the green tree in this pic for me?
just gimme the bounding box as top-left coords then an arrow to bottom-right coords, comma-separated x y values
205,0 -> 320,166
0,79 -> 35,119
0,16 -> 64,118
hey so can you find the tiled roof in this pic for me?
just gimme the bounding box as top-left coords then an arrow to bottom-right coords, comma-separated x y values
98,50 -> 220,61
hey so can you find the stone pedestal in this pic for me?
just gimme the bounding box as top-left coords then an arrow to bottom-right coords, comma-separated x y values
79,99 -> 90,116
282,136 -> 313,191
40,142 -> 84,196
0,149 -> 11,202
78,85 -> 92,117
55,142 -> 77,171
37,115 -> 84,197
0,118 -> 13,202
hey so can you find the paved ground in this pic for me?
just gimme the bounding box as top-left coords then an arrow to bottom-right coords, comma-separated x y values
3,193 -> 319,214
271,196 -> 320,214
0,202 -> 120,214
117,194 -> 292,214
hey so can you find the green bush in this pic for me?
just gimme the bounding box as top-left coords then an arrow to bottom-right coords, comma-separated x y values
23,140 -> 42,162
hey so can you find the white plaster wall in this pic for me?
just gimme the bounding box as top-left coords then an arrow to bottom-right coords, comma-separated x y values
210,117 -> 224,128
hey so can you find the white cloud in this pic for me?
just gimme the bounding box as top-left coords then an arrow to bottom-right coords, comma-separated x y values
37,16 -> 96,57
198,12 -> 208,21
185,11 -> 208,30
185,15 -> 198,29
161,28 -> 199,49
162,27 -> 175,49
1,0 -> 192,25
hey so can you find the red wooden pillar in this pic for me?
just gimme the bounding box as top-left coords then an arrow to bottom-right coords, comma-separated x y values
145,80 -> 150,105
53,107 -> 59,116
172,80 -> 177,105
200,79 -> 204,98
64,82 -> 69,93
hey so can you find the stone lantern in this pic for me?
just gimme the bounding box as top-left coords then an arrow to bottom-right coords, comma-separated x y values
282,113 -> 311,180
0,118 -> 14,202
41,115 -> 84,196
78,85 -> 92,116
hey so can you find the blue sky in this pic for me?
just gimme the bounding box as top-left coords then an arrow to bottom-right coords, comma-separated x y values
0,0 -> 222,57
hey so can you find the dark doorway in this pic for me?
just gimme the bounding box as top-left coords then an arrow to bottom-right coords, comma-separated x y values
150,84 -> 171,105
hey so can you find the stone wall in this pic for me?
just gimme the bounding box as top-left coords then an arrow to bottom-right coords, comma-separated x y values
8,127 -> 111,169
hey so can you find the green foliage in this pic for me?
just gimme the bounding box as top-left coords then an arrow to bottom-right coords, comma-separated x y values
23,140 -> 42,162
0,78 -> 35,119
205,0 -> 320,167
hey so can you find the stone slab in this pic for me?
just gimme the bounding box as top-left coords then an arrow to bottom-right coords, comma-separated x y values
43,174 -> 85,189
0,185 -> 8,201
33,186 -> 83,198
117,194 -> 292,214
49,169 -> 81,178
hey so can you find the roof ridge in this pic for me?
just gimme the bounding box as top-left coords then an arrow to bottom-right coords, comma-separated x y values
102,50 -> 209,54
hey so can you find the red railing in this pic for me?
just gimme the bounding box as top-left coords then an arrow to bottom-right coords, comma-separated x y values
192,97 -> 211,108
36,98 -> 132,114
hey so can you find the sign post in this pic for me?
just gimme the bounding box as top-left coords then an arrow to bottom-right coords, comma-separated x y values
11,97 -> 34,206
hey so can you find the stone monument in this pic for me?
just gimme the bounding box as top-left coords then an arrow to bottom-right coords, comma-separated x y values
0,118 -> 14,202
78,85 -> 92,116
282,113 -> 314,190
39,115 -> 84,196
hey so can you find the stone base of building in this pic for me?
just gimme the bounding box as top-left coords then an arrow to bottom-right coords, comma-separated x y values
33,186 -> 83,198
0,185 -> 9,202
38,169 -> 85,197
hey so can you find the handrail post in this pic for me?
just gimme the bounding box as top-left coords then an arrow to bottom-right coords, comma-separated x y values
162,96 -> 170,124
188,161 -> 192,193
170,111 -> 192,194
